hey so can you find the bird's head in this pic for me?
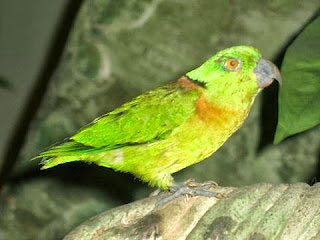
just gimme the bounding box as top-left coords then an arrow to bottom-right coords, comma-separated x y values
186,46 -> 281,110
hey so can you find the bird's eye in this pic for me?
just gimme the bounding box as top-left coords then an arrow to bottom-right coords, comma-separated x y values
224,58 -> 240,71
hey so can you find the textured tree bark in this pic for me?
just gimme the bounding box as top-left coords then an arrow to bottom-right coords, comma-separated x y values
64,183 -> 320,240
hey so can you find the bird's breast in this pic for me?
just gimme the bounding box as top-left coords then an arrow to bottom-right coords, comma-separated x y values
195,96 -> 247,131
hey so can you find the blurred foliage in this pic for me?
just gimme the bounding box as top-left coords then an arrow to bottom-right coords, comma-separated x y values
0,76 -> 13,90
275,15 -> 320,143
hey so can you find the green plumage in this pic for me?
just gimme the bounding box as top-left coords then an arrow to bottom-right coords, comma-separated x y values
72,84 -> 201,147
34,46 -> 281,189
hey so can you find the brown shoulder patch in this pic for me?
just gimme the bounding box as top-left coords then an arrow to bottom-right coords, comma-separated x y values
177,76 -> 203,90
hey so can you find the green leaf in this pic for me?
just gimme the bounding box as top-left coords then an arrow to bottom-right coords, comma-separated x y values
274,16 -> 320,144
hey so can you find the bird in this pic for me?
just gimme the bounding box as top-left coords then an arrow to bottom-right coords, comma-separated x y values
34,46 -> 281,200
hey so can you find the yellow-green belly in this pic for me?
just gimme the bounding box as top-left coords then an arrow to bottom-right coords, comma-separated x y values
95,107 -> 248,189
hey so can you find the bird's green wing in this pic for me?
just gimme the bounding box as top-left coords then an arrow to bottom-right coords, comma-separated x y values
70,82 -> 202,148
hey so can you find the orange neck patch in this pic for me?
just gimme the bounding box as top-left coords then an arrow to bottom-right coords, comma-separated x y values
195,96 -> 245,127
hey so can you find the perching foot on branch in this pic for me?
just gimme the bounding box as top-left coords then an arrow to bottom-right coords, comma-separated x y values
156,178 -> 227,206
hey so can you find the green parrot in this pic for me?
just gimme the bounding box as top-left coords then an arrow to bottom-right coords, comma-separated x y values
34,46 -> 281,196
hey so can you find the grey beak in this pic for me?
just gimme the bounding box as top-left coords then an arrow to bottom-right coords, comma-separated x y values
254,58 -> 282,88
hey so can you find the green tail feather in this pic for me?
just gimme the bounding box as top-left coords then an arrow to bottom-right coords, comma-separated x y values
33,140 -> 109,169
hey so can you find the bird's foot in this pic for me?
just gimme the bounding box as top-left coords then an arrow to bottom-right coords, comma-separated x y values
156,178 -> 226,207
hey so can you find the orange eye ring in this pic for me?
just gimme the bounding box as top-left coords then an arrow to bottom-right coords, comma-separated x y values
225,58 -> 240,70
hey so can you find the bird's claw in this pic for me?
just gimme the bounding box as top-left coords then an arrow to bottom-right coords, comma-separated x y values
150,188 -> 163,197
184,178 -> 218,190
156,179 -> 226,207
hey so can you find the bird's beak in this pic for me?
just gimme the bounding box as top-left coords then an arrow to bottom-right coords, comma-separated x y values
254,58 -> 282,88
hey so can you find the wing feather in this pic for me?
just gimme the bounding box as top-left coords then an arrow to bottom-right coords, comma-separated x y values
71,82 -> 202,148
